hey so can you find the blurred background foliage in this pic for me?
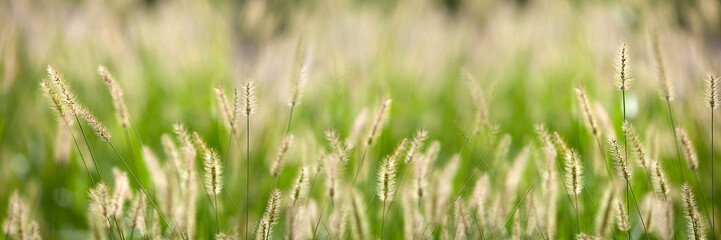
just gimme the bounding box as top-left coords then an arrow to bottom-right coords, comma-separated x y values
1,0 -> 721,239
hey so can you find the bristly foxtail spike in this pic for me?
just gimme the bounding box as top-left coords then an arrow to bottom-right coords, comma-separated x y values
79,106 -> 112,141
616,43 -> 631,91
652,30 -> 674,101
563,149 -> 583,195
576,84 -> 601,137
651,160 -> 670,199
111,168 -> 130,217
290,167 -> 308,203
203,149 -> 223,195
47,65 -> 80,116
366,95 -> 391,147
377,155 -> 398,202
615,199 -> 631,232
288,37 -> 308,108
257,189 -> 281,240
40,79 -> 73,128
608,137 -> 631,181
243,79 -> 257,117
682,183 -> 707,240
676,127 -> 698,170
271,134 -> 294,177
405,129 -> 428,163
214,83 -> 233,130
705,73 -> 718,110
623,121 -> 648,168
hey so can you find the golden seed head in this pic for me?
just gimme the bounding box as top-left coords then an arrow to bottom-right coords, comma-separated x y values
89,182 -> 112,227
111,168 -> 130,217
615,199 -> 630,231
705,73 -> 718,110
623,121 -> 648,168
290,167 -> 308,202
405,129 -> 428,163
377,155 -> 398,202
676,127 -> 698,170
257,189 -> 281,240
128,193 -> 146,236
608,137 -> 631,180
243,79 -> 257,117
563,149 -> 583,195
203,148 -> 223,195
79,106 -> 111,141
651,160 -> 670,199
682,183 -> 706,240
652,31 -> 674,101
215,83 -> 234,130
271,134 -> 294,177
47,65 -> 81,116
366,95 -> 391,147
616,43 -> 631,91
98,65 -> 129,128
576,84 -> 601,137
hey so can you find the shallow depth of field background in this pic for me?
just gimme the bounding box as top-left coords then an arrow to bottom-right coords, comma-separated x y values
1,0 -> 721,239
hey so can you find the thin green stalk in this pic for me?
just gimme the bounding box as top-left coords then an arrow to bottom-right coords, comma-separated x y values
68,124 -> 96,184
666,100 -> 685,181
622,90 -> 631,240
713,110 -> 716,240
129,228 -> 135,240
626,180 -> 630,240
352,147 -> 369,186
575,194 -> 581,234
215,194 -> 221,234
627,181 -> 650,240
380,200 -> 387,239
124,127 -> 137,174
112,215 -> 125,240
75,116 -> 104,182
286,105 -> 295,135
313,195 -> 328,239
246,117 -> 250,240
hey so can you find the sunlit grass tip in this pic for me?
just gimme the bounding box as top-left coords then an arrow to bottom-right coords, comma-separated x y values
271,134 -> 294,177
98,65 -> 129,127
682,183 -> 707,240
676,127 -> 698,170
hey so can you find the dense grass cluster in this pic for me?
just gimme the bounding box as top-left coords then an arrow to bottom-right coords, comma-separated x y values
2,0 -> 721,239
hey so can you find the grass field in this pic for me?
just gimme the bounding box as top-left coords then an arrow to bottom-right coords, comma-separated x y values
1,0 -> 721,239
